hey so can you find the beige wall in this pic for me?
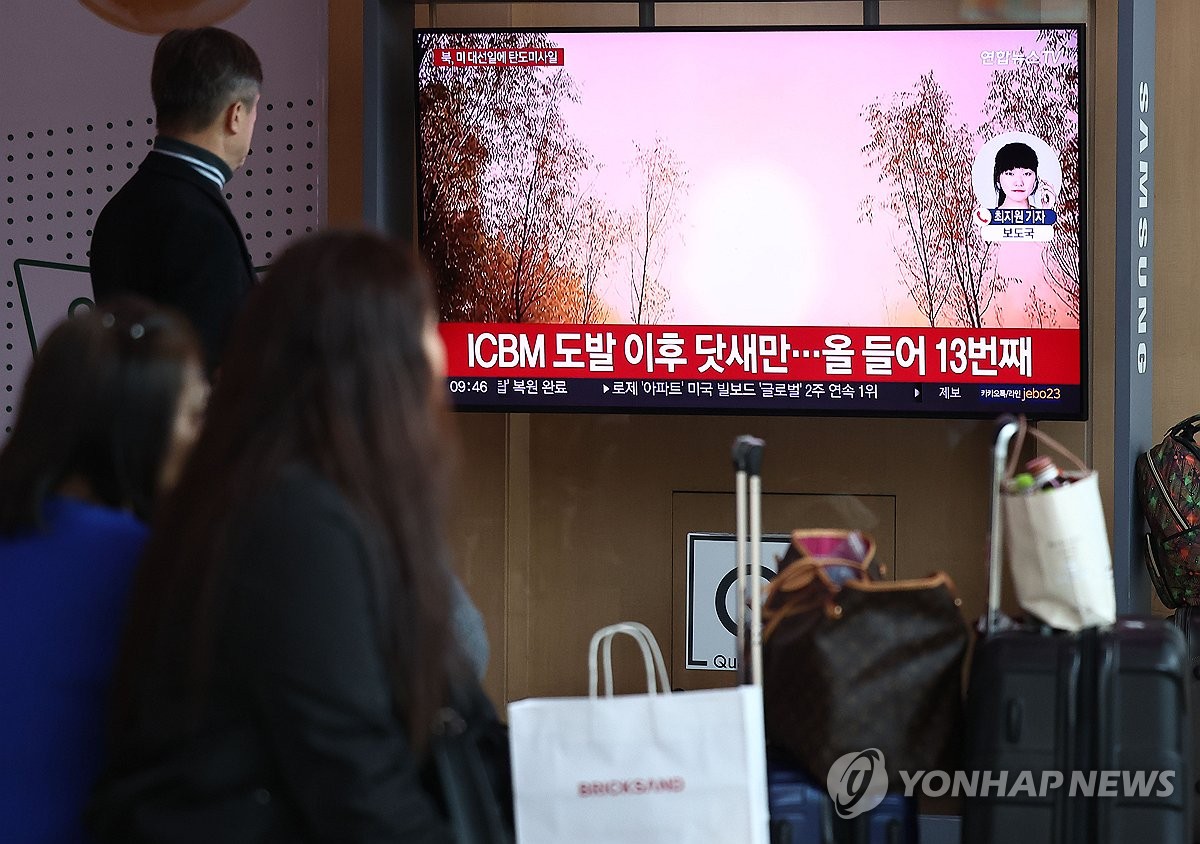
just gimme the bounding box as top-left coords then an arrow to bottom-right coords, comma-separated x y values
325,0 -> 1192,707
1153,1 -> 1200,433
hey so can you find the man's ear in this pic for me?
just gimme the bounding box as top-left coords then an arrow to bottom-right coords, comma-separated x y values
224,99 -> 247,136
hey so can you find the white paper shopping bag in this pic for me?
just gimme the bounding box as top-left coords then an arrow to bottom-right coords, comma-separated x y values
508,623 -> 769,844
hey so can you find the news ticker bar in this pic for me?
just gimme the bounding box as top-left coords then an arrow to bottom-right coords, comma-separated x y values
444,377 -> 1080,415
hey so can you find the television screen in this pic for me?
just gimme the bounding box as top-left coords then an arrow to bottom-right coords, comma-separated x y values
415,25 -> 1085,418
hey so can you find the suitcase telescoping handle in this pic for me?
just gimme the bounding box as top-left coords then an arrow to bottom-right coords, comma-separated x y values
733,435 -> 766,687
987,414 -> 1021,636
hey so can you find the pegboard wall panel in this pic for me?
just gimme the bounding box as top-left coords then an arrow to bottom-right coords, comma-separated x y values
1,0 -> 328,436
1,100 -> 322,434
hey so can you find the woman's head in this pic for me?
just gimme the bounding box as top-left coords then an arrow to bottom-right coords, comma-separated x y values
124,229 -> 456,745
216,228 -> 445,434
0,297 -> 205,533
197,229 -> 450,499
994,142 -> 1040,208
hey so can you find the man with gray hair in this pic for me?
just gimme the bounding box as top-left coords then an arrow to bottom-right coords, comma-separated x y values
91,27 -> 262,373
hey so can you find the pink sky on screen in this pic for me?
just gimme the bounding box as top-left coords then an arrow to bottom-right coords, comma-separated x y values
546,28 -> 1078,328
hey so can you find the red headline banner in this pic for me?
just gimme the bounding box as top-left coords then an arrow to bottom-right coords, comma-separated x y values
439,324 -> 1081,383
431,47 -> 565,67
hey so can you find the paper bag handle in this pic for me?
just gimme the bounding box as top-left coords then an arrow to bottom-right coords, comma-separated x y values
1004,414 -> 1089,480
588,622 -> 671,699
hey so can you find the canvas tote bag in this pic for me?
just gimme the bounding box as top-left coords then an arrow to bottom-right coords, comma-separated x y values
1001,416 -> 1116,630
508,622 -> 769,844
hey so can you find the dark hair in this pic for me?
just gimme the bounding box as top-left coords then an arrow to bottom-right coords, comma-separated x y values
0,297 -> 202,533
993,142 -> 1040,206
113,229 -> 457,748
151,27 -> 262,135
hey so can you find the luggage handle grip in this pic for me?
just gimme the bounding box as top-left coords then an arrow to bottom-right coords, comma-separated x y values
732,435 -> 765,476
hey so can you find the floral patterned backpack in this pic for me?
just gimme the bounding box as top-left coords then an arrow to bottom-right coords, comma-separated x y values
1136,415 -> 1200,607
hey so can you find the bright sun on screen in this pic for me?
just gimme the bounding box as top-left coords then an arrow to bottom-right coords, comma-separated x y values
680,164 -> 819,326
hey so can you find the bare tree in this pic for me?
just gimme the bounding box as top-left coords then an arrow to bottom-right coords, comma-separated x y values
626,139 -> 688,325
576,196 -> 621,323
857,191 -> 948,327
417,33 -> 547,319
416,33 -> 593,323
862,73 -> 1003,327
1023,283 -> 1059,328
861,78 -> 953,326
981,29 -> 1081,324
492,69 -> 593,321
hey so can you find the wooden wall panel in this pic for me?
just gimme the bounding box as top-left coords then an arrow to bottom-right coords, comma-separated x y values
518,413 -> 1001,699
327,0 -> 363,226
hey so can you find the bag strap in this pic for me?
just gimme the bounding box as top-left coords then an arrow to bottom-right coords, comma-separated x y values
760,558 -> 867,641
1165,416 -> 1200,465
1169,414 -> 1200,441
431,707 -> 513,844
588,622 -> 671,699
769,558 -> 870,592
1003,413 -> 1089,479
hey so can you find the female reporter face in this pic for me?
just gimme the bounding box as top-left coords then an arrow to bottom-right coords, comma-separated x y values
998,167 -> 1036,209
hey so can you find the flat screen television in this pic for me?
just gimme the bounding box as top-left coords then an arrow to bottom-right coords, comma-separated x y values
414,25 -> 1086,418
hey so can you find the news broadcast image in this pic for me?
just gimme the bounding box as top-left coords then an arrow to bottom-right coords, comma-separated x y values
415,27 -> 1083,417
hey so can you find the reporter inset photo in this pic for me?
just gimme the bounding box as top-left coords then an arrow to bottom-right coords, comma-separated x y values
972,132 -> 1063,241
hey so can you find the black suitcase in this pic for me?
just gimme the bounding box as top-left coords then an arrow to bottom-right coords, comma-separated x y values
962,416 -> 1191,843
1170,606 -> 1200,842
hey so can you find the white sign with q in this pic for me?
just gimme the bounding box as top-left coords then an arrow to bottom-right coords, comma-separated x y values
684,532 -> 790,672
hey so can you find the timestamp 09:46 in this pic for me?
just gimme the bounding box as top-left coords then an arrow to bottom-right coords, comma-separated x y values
448,379 -> 489,394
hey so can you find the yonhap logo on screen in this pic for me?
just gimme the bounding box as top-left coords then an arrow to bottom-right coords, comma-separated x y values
826,749 -> 889,819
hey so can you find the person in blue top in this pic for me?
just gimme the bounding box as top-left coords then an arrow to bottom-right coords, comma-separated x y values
0,297 -> 207,842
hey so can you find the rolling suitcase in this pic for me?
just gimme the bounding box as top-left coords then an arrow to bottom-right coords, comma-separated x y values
962,415 -> 1191,843
734,437 -> 918,844
837,792 -> 918,844
767,751 -> 835,844
766,751 -> 919,844
1169,607 -> 1200,843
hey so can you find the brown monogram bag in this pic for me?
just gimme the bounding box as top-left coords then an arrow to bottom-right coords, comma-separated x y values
760,530 -> 968,781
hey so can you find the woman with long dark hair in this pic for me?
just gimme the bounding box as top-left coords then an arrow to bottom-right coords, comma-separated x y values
92,230 -> 502,842
0,297 -> 207,842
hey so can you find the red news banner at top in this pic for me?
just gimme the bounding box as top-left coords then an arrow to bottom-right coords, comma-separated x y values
440,325 -> 1081,384
432,47 -> 565,67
